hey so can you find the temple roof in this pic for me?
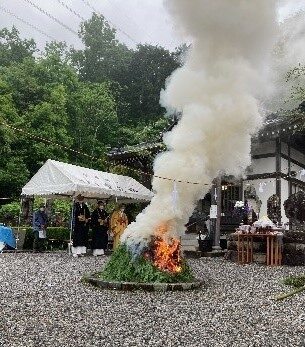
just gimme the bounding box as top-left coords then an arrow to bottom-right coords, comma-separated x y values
108,103 -> 305,159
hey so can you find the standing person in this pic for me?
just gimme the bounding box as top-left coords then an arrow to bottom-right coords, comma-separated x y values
91,201 -> 109,256
32,204 -> 48,252
72,194 -> 90,257
110,204 -> 128,250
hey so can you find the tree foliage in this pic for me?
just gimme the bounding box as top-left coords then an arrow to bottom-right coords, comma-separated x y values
282,64 -> 305,129
70,14 -> 180,125
0,27 -> 36,67
0,18 -> 182,201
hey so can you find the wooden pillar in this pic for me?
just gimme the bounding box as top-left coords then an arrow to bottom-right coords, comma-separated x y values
288,138 -> 292,197
212,176 -> 222,251
287,137 -> 292,228
239,179 -> 243,201
275,138 -> 282,223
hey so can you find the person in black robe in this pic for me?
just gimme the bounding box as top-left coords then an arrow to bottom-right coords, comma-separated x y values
72,194 -> 91,257
91,200 -> 109,256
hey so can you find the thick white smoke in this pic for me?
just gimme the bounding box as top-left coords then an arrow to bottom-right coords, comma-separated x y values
122,0 -> 279,253
269,8 -> 305,111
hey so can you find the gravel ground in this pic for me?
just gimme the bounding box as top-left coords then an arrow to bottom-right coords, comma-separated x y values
0,253 -> 305,347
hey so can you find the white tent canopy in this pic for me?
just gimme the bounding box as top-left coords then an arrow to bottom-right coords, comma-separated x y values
21,159 -> 153,203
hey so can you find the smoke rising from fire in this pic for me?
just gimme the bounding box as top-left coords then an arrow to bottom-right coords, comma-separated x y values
270,8 -> 305,110
121,0 -> 279,253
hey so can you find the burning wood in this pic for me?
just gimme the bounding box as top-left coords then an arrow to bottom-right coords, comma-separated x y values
152,236 -> 182,273
145,222 -> 182,273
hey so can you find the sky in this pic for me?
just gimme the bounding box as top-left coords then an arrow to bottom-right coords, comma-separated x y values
0,0 -> 305,52
0,0 -> 182,51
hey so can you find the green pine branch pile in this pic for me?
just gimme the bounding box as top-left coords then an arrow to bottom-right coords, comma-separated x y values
101,244 -> 194,283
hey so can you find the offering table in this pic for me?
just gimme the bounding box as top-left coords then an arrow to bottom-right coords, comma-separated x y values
237,233 -> 283,266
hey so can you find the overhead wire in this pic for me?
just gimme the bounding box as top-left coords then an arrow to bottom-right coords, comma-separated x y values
103,0 -> 181,50
0,4 -> 57,41
104,0 -> 155,43
79,0 -> 138,45
22,0 -> 79,36
55,0 -> 86,21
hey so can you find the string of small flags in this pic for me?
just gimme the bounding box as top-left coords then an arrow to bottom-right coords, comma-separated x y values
244,171 -> 305,193
1,120 -> 102,160
2,118 -> 303,188
110,142 -> 165,157
0,119 -> 201,185
259,123 -> 304,137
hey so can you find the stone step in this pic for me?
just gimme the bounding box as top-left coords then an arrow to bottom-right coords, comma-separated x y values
181,245 -> 198,252
181,233 -> 197,241
181,239 -> 198,246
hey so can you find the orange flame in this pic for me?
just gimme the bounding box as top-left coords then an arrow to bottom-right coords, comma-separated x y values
152,223 -> 182,273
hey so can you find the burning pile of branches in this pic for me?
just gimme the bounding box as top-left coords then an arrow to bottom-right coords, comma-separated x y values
101,222 -> 193,283
144,236 -> 182,274
101,241 -> 192,284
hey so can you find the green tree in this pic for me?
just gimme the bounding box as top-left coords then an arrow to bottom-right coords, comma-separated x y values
38,41 -> 79,93
116,117 -> 171,147
285,65 -> 305,128
0,79 -> 28,198
122,44 -> 179,124
71,13 -> 132,84
0,27 -> 36,67
71,14 -> 180,126
67,81 -> 118,168
1,58 -> 44,113
21,85 -> 73,174
0,47 -> 74,195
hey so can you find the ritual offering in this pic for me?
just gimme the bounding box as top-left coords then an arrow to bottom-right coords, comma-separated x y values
252,216 -> 276,234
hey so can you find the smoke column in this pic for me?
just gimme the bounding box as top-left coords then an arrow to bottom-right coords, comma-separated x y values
122,0 -> 279,253
270,7 -> 305,111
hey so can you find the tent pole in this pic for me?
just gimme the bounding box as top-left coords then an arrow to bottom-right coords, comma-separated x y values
69,195 -> 75,256
16,197 -> 23,254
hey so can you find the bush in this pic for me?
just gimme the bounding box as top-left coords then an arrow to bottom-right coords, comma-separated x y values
51,200 -> 72,226
22,227 -> 72,249
0,202 -> 20,224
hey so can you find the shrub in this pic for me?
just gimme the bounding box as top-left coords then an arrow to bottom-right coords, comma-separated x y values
23,227 -> 71,249
22,226 -> 93,249
0,202 -> 20,224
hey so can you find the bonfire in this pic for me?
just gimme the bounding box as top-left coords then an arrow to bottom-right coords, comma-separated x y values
102,225 -> 193,284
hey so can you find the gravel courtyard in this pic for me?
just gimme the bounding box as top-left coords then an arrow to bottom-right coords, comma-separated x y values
1,253 -> 305,347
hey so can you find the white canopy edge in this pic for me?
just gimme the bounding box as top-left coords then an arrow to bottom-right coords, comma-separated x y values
21,159 -> 153,203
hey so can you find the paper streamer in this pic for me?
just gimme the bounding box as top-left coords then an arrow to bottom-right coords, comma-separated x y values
259,182 -> 267,193
171,180 -> 179,215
